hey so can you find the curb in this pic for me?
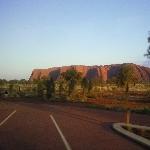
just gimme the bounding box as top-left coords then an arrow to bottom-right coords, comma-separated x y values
112,123 -> 150,149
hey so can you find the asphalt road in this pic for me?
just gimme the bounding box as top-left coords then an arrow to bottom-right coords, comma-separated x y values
0,100 -> 149,150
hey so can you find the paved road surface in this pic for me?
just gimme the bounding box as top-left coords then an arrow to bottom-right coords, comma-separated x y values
0,101 -> 149,150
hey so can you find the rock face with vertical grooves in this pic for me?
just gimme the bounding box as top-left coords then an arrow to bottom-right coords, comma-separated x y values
29,64 -> 150,82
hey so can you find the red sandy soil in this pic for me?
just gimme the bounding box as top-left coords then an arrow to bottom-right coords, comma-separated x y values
87,97 -> 150,110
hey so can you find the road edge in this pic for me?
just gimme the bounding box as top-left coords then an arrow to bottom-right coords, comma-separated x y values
112,122 -> 150,149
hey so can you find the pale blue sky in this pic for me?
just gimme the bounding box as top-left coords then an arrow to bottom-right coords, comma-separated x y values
0,0 -> 150,79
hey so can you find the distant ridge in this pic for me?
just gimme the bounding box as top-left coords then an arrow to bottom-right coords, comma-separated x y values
29,63 -> 150,82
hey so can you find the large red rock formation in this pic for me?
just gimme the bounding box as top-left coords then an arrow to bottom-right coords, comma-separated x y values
29,64 -> 150,82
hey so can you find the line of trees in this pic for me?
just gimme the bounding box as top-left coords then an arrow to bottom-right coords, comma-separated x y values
0,65 -> 141,99
36,69 -> 93,100
0,63 -> 148,101
0,79 -> 29,85
34,65 -> 137,101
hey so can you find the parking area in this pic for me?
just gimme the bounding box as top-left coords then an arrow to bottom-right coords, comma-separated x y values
0,100 -> 149,150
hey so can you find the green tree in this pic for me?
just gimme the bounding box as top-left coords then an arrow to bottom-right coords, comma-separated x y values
9,84 -> 14,96
57,77 -> 65,97
81,77 -> 88,95
118,64 -> 135,93
117,64 -> 135,124
62,69 -> 81,96
18,79 -> 28,84
9,80 -> 18,84
107,77 -> 117,84
144,32 -> 150,59
37,80 -> 45,97
0,79 -> 7,88
45,77 -> 55,99
68,79 -> 76,96
88,80 -> 93,93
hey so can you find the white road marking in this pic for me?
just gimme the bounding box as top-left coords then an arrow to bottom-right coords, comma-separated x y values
50,115 -> 72,150
0,110 -> 16,126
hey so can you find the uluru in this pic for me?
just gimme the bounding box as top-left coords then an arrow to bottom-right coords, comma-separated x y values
29,63 -> 150,82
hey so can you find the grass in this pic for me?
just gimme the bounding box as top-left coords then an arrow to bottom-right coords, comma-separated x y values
86,103 -> 126,112
134,107 -> 150,114
1,83 -> 150,114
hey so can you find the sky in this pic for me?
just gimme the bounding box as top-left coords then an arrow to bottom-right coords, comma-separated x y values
0,0 -> 150,80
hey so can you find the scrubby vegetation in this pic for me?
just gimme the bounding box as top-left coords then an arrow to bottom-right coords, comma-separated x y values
0,67 -> 150,114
